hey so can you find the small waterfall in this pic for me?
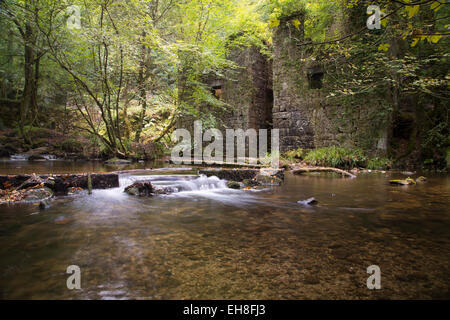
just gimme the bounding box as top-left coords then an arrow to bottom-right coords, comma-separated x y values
9,154 -> 58,161
175,175 -> 227,192
10,154 -> 29,160
42,154 -> 58,160
120,174 -> 227,194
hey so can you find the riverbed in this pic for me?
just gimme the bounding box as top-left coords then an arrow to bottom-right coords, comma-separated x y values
0,160 -> 449,299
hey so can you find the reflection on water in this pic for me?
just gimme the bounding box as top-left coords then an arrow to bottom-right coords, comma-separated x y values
0,163 -> 449,299
0,158 -> 167,174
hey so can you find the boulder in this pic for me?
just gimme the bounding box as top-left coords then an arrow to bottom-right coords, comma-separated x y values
124,181 -> 154,196
226,181 -> 241,189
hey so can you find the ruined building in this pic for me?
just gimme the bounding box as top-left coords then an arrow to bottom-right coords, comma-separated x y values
178,13 -> 390,155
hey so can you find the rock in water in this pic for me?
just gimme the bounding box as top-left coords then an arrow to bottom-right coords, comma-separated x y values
389,178 -> 416,185
416,176 -> 427,182
297,197 -> 318,206
105,158 -> 132,165
124,181 -> 154,196
226,181 -> 241,189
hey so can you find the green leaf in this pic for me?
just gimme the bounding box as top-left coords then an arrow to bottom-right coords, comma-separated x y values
269,18 -> 280,28
431,1 -> 442,11
292,19 -> 301,30
430,33 -> 443,43
406,5 -> 420,18
378,43 -> 390,52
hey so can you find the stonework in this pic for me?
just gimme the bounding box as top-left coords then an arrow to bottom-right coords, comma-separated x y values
272,14 -> 315,152
178,13 -> 388,155
219,45 -> 273,133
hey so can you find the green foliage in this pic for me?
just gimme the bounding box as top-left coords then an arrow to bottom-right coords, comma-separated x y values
304,146 -> 367,169
284,148 -> 305,160
367,157 -> 392,170
59,137 -> 84,153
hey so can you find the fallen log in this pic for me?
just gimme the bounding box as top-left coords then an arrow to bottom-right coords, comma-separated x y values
292,166 -> 357,178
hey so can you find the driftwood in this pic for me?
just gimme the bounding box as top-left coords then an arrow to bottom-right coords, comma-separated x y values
292,166 -> 356,178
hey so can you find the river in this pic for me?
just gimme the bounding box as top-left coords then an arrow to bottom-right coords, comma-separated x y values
0,159 -> 449,299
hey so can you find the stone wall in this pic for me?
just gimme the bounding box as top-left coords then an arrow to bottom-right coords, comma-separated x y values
176,44 -> 273,155
178,10 -> 389,156
272,13 -> 389,153
220,45 -> 272,132
272,14 -> 315,152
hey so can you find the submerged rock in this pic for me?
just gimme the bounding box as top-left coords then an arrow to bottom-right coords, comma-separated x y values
226,181 -> 241,189
389,178 -> 416,185
105,158 -> 132,165
297,197 -> 318,206
416,176 -> 427,182
124,181 -> 154,196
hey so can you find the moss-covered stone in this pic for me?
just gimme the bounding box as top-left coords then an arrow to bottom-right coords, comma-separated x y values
226,181 -> 241,189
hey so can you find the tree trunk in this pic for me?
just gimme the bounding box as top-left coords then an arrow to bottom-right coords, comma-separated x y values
134,31 -> 147,143
20,20 -> 37,144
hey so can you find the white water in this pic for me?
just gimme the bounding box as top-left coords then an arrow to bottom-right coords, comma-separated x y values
118,174 -> 226,192
9,154 -> 58,161
78,174 -> 280,209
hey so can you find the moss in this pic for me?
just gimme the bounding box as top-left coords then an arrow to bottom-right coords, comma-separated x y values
226,181 -> 241,189
304,146 -> 367,169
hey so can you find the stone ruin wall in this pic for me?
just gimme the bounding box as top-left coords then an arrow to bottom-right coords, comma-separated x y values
177,12 -> 389,156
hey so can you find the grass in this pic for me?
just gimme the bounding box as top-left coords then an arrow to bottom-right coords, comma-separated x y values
283,147 -> 305,160
366,157 -> 392,170
304,146 -> 367,169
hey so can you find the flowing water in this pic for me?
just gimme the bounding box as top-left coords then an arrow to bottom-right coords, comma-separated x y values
0,160 -> 449,299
